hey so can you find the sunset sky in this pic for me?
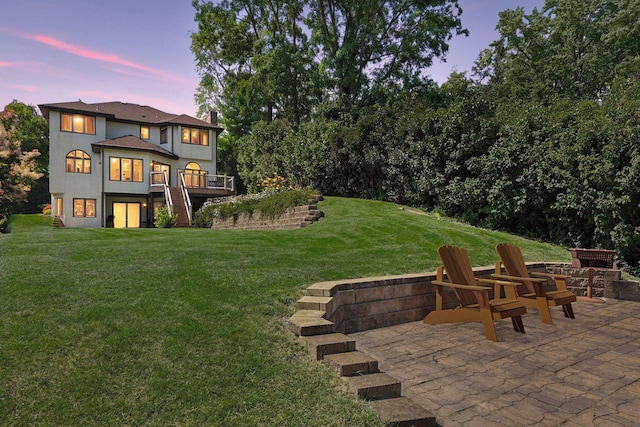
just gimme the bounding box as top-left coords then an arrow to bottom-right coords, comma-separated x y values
1,0 -> 544,117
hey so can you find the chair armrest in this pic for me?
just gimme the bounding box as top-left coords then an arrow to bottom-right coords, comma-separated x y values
432,280 -> 492,308
490,274 -> 547,298
530,272 -> 570,290
431,280 -> 489,292
479,278 -> 522,299
478,278 -> 521,288
491,273 -> 546,283
530,271 -> 571,280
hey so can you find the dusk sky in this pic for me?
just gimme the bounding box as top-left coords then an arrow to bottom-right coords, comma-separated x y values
1,0 -> 545,118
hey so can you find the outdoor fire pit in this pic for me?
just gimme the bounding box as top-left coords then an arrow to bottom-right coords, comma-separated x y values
569,248 -> 617,269
568,248 -> 617,301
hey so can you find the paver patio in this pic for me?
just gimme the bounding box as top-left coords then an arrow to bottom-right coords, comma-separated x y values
349,299 -> 640,426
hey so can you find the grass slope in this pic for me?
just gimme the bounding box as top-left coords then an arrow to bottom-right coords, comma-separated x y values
0,197 -> 570,426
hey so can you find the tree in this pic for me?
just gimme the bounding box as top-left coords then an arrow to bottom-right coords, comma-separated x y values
191,0 -> 466,135
2,101 -> 49,212
476,0 -> 640,102
0,109 -> 43,226
306,0 -> 466,107
191,0 -> 320,138
236,119 -> 297,192
469,0 -> 640,272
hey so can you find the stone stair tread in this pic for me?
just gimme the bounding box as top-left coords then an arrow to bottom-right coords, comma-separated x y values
287,315 -> 335,336
287,316 -> 333,326
304,282 -> 336,297
369,397 -> 436,427
345,372 -> 401,401
297,295 -> 332,311
302,333 -> 355,360
297,295 -> 332,303
290,309 -> 326,318
323,351 -> 378,376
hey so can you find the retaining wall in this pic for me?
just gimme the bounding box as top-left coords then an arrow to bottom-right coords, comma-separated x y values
209,204 -> 323,230
303,263 -> 635,335
305,264 -> 549,334
605,280 -> 640,301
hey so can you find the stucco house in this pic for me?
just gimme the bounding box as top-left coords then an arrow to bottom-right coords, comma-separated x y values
39,101 -> 234,228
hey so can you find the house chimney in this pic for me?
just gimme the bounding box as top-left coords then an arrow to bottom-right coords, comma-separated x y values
205,110 -> 218,126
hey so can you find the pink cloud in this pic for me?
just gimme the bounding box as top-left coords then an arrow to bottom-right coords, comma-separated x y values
30,34 -> 182,82
0,60 -> 43,69
11,84 -> 39,92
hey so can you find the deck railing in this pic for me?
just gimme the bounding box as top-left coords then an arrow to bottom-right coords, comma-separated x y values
178,170 -> 235,192
150,171 -> 234,221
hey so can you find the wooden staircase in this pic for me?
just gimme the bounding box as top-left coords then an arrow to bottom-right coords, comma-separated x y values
169,187 -> 191,227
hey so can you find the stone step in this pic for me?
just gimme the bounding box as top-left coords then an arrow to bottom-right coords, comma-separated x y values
297,295 -> 332,312
369,397 -> 437,427
323,351 -> 379,376
301,333 -> 356,361
345,372 -> 401,401
287,310 -> 335,336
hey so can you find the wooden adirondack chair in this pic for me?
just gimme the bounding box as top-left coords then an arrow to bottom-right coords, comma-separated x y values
493,243 -> 576,325
424,246 -> 527,342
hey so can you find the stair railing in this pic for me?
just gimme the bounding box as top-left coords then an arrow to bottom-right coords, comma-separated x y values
178,171 -> 193,223
150,171 -> 173,215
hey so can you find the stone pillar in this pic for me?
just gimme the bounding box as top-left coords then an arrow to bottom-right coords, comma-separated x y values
545,264 -> 621,297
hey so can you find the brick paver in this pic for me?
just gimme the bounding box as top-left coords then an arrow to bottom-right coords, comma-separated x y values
350,299 -> 640,426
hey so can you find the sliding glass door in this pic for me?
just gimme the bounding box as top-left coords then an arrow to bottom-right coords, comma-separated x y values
113,202 -> 141,228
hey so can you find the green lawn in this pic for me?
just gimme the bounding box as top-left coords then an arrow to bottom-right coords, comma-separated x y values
0,197 -> 570,426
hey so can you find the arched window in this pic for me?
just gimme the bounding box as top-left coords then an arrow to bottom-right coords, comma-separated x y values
66,150 -> 91,173
185,162 -> 200,171
184,162 -> 206,187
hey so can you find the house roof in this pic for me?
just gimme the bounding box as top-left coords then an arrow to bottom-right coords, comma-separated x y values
91,135 -> 179,159
38,101 -> 222,132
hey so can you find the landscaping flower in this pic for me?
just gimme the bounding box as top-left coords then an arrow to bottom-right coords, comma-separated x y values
261,172 -> 287,191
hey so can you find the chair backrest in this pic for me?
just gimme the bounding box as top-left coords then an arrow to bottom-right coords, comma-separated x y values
496,244 -> 535,294
438,246 -> 480,307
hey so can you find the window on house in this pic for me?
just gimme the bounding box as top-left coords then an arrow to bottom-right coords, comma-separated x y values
140,126 -> 150,139
73,198 -> 96,217
181,127 -> 209,146
61,113 -> 96,134
151,162 -> 170,185
160,127 -> 168,144
109,157 -> 143,182
56,197 -> 63,216
184,162 -> 207,187
65,150 -> 91,173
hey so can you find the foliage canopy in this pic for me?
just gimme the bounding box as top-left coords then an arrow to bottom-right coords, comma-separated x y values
191,0 -> 466,137
0,107 -> 44,224
192,0 -> 640,274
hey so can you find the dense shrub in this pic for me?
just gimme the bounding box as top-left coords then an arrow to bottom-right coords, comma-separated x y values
231,78 -> 640,273
224,2 -> 640,273
155,206 -> 177,228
